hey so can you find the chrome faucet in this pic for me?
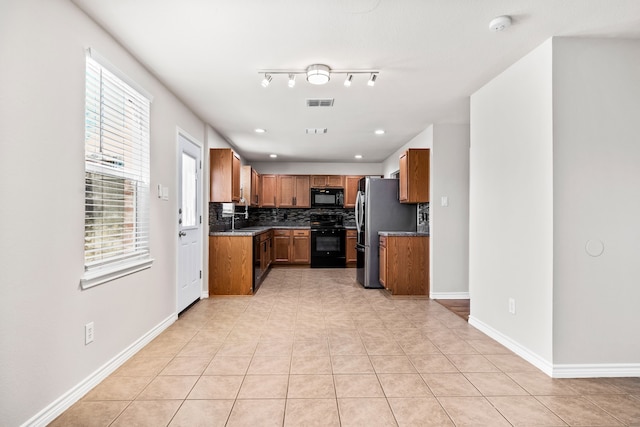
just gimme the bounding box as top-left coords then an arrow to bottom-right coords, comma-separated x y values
230,198 -> 249,231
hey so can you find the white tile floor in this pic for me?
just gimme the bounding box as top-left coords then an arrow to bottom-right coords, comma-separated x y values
52,268 -> 640,426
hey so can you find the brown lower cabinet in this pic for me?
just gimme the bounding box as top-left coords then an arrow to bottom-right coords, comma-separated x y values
379,234 -> 429,295
209,235 -> 253,295
346,229 -> 357,266
273,229 -> 310,264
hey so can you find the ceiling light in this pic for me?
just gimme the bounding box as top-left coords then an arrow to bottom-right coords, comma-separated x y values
354,154 -> 363,159
489,15 -> 512,32
306,64 -> 331,85
258,65 -> 379,87
269,154 -> 277,158
254,128 -> 266,133
374,129 -> 385,135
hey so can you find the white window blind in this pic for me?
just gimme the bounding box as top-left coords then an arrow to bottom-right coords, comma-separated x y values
83,53 -> 152,287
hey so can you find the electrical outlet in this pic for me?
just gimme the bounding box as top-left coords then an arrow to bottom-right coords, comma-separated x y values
508,298 -> 516,315
85,322 -> 94,345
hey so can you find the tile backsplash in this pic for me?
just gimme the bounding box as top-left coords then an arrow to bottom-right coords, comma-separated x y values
417,202 -> 429,234
209,203 -> 355,231
209,202 -> 428,233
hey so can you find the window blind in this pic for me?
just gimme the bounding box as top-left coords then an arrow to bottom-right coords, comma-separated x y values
84,55 -> 151,272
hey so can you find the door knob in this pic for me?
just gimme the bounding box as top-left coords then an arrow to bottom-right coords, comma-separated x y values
179,231 -> 187,237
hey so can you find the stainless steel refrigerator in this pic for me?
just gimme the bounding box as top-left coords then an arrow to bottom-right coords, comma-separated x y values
355,177 -> 417,288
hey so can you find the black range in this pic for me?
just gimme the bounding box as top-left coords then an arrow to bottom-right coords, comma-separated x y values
310,213 -> 346,268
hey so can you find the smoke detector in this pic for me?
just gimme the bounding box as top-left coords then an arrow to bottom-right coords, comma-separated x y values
489,15 -> 512,32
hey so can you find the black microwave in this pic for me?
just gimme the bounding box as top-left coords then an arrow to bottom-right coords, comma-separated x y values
311,188 -> 344,208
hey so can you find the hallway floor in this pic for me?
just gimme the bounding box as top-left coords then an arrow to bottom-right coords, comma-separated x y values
52,268 -> 640,426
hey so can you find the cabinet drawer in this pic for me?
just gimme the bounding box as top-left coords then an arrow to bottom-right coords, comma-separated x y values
292,229 -> 309,237
274,229 -> 291,237
346,229 -> 356,237
379,235 -> 387,247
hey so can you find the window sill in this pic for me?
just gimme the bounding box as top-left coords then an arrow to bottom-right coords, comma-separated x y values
81,258 -> 154,290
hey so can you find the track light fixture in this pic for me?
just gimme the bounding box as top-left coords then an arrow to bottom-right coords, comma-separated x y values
261,74 -> 272,88
258,64 -> 379,87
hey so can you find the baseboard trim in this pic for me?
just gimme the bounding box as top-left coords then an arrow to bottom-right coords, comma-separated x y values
468,316 -> 640,378
430,292 -> 470,299
552,363 -> 640,378
201,290 -> 209,299
468,315 -> 554,376
22,313 -> 177,427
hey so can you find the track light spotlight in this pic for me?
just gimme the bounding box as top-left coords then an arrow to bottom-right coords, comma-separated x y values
344,74 -> 353,87
261,74 -> 272,87
288,74 -> 296,88
367,73 -> 377,87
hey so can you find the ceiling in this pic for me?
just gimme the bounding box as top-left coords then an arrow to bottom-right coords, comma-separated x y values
71,0 -> 640,163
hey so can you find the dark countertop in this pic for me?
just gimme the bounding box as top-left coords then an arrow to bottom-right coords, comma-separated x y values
378,231 -> 430,237
210,225 -> 310,237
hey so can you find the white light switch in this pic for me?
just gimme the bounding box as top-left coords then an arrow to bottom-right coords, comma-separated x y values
441,196 -> 449,207
162,187 -> 169,201
157,184 -> 163,198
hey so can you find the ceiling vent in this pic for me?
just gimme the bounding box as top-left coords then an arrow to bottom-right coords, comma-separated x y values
305,128 -> 328,134
306,98 -> 334,107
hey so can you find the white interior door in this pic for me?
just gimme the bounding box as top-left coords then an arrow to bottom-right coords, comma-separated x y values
177,133 -> 202,313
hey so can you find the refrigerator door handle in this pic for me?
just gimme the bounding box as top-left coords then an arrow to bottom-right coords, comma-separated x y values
355,191 -> 362,233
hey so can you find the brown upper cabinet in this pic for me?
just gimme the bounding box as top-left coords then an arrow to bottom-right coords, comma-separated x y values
260,174 -> 277,208
210,148 -> 241,202
310,175 -> 344,188
343,176 -> 363,208
277,175 -> 310,208
241,165 -> 260,207
399,149 -> 430,203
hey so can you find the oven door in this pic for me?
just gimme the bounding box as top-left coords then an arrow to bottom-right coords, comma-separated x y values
310,228 -> 346,268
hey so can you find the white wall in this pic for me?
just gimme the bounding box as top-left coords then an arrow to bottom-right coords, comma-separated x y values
430,125 -> 470,297
552,38 -> 640,366
0,0 -> 206,424
469,39 -> 554,367
251,162 -> 382,176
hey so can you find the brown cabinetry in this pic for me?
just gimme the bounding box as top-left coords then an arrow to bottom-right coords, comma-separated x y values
399,149 -> 430,203
346,229 -> 357,266
260,174 -> 277,207
273,229 -> 310,264
277,175 -> 310,207
310,175 -> 344,188
209,235 -> 253,295
210,148 -> 241,202
379,236 -> 387,286
344,176 -> 363,208
379,235 -> 429,295
241,165 -> 260,207
292,229 -> 310,264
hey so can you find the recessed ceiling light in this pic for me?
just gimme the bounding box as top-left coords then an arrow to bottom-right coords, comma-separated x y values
269,154 -> 277,158
354,154 -> 363,159
254,128 -> 266,133
374,129 -> 385,135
